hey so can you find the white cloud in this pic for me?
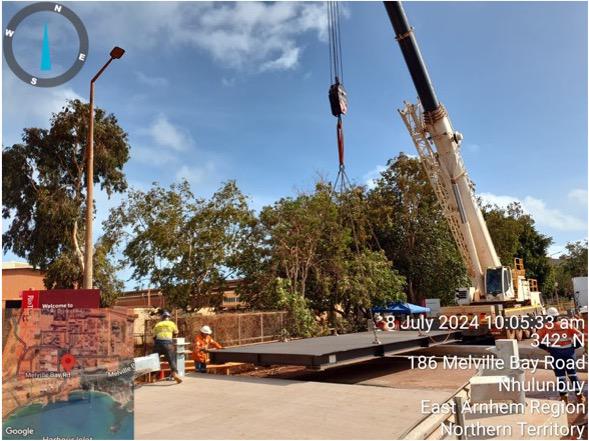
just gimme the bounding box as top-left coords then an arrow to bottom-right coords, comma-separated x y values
175,162 -> 217,186
479,192 -> 587,232
76,2 -> 329,72
260,46 -> 301,71
146,114 -> 194,152
177,2 -> 327,72
363,165 -> 387,189
479,193 -> 517,208
568,188 -> 588,206
135,72 -> 169,88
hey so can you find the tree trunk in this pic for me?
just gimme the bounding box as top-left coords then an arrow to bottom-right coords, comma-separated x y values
72,220 -> 85,270
408,278 -> 415,304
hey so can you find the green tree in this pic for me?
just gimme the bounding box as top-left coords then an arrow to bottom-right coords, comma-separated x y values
367,154 -> 468,305
483,202 -> 523,265
93,239 -> 125,307
2,99 -> 128,301
553,263 -> 573,296
103,180 -> 255,309
258,185 -> 334,301
237,181 -> 405,332
272,278 -> 318,338
561,240 -> 588,278
548,240 -> 588,296
482,202 -> 553,291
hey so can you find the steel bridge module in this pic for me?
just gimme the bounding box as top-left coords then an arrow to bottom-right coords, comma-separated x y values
209,330 -> 462,370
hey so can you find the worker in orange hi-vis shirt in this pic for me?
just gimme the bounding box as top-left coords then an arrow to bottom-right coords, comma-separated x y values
193,325 -> 223,373
536,307 -> 585,404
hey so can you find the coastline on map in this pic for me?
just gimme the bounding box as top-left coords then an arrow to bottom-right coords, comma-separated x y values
2,389 -> 133,440
3,387 -> 130,419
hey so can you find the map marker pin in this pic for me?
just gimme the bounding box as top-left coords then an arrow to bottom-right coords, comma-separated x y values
61,353 -> 76,373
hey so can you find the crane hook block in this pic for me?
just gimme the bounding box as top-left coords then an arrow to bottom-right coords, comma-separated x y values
329,82 -> 348,117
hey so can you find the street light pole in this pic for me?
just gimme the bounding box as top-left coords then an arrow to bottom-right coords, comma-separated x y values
83,47 -> 125,289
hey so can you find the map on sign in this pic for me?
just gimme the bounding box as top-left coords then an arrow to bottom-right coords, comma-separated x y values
2,308 -> 135,439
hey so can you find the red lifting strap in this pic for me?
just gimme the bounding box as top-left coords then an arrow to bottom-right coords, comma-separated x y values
337,116 -> 345,167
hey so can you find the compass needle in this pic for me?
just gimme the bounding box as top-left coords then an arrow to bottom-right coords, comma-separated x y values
41,23 -> 51,71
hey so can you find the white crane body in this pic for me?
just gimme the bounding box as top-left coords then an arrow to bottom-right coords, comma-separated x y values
385,1 -> 543,315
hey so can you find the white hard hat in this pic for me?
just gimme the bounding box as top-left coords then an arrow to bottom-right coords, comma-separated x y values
545,307 -> 560,317
579,306 -> 588,314
200,325 -> 212,335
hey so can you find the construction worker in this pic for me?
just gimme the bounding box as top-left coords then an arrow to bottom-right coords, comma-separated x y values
153,310 -> 182,384
193,325 -> 222,373
536,307 -> 584,404
374,313 -> 387,331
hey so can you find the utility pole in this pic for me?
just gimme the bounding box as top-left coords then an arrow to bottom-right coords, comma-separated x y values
83,46 -> 125,289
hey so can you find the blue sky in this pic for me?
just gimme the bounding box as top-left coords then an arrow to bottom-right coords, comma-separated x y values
3,1 -> 587,287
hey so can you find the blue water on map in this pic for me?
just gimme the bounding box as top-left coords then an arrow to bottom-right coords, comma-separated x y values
2,390 -> 133,440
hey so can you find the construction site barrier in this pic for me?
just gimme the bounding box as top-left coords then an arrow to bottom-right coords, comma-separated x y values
137,311 -> 287,356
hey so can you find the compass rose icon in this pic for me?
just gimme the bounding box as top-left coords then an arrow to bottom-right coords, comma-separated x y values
3,2 -> 89,87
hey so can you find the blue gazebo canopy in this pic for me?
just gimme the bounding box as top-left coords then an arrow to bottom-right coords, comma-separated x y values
372,301 -> 430,315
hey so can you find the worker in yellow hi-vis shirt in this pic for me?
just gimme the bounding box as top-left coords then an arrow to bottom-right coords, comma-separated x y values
153,310 -> 182,384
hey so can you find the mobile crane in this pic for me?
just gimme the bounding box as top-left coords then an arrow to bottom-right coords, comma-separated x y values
383,1 -> 544,339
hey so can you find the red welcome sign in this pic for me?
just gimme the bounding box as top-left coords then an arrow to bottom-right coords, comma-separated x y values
21,289 -> 100,309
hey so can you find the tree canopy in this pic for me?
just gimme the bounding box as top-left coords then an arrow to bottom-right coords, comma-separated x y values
546,240 -> 588,296
367,154 -> 468,305
482,201 -> 552,291
5,98 -> 581,329
2,99 -> 129,302
235,181 -> 406,332
103,180 -> 256,310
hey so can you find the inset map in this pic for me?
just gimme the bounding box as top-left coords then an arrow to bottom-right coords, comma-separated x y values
2,308 -> 135,439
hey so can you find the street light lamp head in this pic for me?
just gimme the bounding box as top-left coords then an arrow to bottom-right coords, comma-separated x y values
110,46 -> 125,59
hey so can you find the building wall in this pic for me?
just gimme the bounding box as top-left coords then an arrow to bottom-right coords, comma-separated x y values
2,267 -> 46,304
114,290 -> 166,309
114,280 -> 246,309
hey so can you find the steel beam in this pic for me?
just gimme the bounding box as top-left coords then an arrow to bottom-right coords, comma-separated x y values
210,330 -> 461,370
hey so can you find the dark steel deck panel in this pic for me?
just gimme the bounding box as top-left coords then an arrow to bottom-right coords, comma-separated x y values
210,330 -> 461,369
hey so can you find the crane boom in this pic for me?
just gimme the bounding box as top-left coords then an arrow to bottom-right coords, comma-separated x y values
384,1 -> 507,301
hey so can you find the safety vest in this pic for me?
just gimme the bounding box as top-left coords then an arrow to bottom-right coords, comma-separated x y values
193,334 -> 222,363
153,319 -> 178,340
536,319 -> 583,348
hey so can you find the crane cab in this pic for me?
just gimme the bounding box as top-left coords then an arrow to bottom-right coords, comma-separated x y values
485,266 -> 515,301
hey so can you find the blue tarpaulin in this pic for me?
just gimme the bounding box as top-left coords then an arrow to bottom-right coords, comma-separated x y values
372,301 -> 431,314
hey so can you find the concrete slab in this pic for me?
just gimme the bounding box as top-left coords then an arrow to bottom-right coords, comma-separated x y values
210,330 -> 461,368
135,374 -> 452,439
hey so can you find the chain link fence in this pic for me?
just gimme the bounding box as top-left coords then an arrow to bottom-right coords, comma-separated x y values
138,311 -> 287,356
